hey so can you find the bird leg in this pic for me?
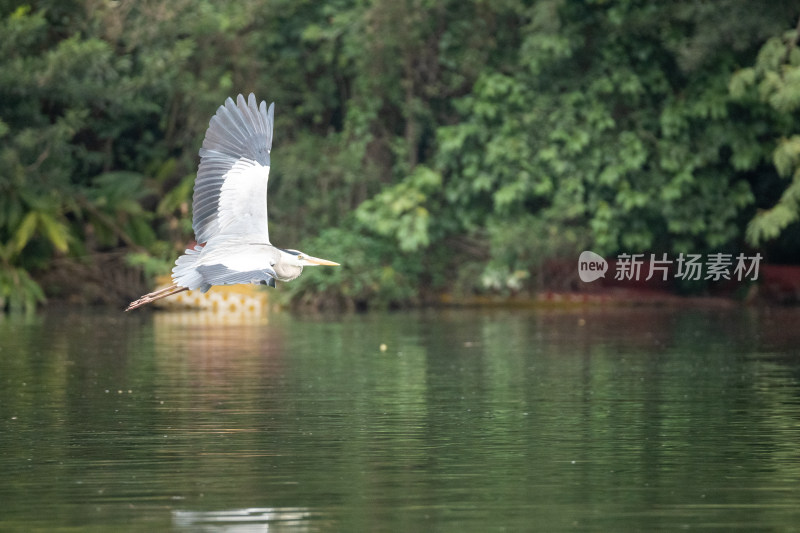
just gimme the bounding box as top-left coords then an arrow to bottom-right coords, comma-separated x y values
125,284 -> 189,312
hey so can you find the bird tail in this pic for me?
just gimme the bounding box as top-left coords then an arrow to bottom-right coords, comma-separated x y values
126,244 -> 205,311
126,284 -> 189,312
172,244 -> 205,289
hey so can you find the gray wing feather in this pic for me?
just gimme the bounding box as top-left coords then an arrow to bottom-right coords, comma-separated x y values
193,94 -> 275,244
196,263 -> 278,288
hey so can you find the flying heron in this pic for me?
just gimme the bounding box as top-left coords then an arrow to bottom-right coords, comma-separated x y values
126,94 -> 339,311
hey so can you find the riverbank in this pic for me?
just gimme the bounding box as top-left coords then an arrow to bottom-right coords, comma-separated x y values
32,252 -> 800,312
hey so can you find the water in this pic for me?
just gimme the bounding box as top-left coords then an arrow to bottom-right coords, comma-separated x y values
1,306 -> 799,532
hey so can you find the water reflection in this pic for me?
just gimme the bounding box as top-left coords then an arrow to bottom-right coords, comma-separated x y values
173,507 -> 317,532
1,306 -> 799,531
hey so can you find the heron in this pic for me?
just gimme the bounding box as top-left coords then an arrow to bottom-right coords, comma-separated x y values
126,93 -> 339,311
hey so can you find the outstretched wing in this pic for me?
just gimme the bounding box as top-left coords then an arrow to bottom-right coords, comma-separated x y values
196,264 -> 277,289
193,93 -> 275,244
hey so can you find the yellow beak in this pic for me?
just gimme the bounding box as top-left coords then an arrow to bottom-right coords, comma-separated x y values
304,255 -> 340,266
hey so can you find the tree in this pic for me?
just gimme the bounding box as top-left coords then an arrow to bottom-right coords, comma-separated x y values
418,0 -> 797,292
731,17 -> 800,248
0,1 -> 262,310
4,0 -> 800,311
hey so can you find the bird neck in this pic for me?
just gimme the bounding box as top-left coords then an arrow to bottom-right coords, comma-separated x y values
274,262 -> 303,282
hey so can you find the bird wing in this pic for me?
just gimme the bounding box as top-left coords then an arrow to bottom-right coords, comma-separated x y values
196,263 -> 278,288
192,239 -> 279,290
193,93 -> 275,244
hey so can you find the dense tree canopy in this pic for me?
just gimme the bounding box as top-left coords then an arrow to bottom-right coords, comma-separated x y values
1,0 -> 799,311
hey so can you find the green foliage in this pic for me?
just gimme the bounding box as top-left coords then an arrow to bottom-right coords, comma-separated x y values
479,215 -> 589,294
3,0 -> 800,310
278,227 -> 424,311
355,166 -> 442,252
436,2 -> 783,260
0,264 -> 44,313
0,1 -> 270,309
731,23 -> 800,246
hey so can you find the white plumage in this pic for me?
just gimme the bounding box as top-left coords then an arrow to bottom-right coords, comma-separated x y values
194,94 -> 274,243
126,93 -> 338,311
216,159 -> 271,241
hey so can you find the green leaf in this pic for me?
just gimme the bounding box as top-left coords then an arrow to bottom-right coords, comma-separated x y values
12,212 -> 38,253
37,212 -> 70,253
773,136 -> 800,178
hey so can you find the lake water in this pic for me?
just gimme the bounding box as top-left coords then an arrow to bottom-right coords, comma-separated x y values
1,305 -> 799,531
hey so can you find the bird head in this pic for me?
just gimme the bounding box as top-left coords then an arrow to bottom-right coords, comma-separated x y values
272,248 -> 339,282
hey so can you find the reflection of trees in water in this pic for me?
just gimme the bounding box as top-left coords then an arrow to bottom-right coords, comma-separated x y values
2,307 -> 800,530
151,310 -> 288,419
